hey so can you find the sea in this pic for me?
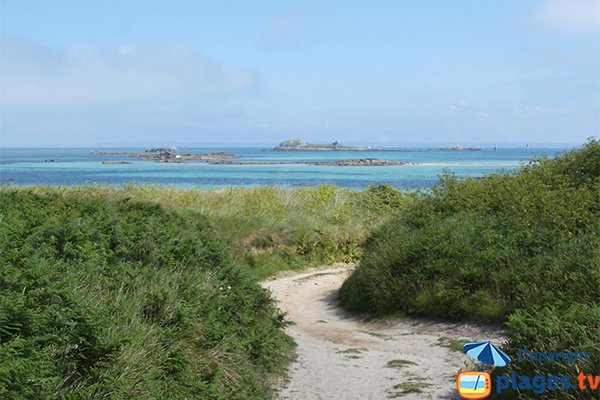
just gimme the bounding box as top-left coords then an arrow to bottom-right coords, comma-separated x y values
0,147 -> 568,189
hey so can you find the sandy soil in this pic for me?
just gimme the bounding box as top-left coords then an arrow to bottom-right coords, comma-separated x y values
262,264 -> 505,400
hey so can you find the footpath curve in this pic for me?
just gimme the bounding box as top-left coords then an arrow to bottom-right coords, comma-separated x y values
262,264 -> 504,400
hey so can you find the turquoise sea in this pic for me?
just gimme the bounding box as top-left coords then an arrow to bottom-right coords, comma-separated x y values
0,147 -> 567,189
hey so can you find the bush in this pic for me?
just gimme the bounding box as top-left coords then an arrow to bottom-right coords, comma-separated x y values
340,139 -> 600,398
341,140 -> 600,318
25,183 -> 407,280
495,305 -> 600,399
0,190 -> 293,399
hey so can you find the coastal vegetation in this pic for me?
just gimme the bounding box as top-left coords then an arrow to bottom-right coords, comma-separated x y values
21,183 -> 408,280
0,190 -> 294,399
2,140 -> 598,399
0,183 -> 408,398
340,139 -> 600,398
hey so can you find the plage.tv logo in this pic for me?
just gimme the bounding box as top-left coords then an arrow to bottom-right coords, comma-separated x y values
456,371 -> 491,399
456,340 -> 510,399
456,341 -> 598,398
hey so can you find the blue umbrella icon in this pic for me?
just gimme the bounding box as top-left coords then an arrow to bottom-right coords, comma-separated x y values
463,341 -> 511,367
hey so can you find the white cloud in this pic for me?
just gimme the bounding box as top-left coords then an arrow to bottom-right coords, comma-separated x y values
0,33 -> 257,106
535,0 -> 600,33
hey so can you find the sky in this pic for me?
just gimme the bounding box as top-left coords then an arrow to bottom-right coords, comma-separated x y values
1,0 -> 599,147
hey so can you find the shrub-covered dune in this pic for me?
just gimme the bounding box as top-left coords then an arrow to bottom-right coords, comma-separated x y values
0,191 -> 293,399
24,183 -> 409,280
340,139 -> 600,398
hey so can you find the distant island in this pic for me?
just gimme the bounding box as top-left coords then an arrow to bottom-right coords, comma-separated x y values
268,139 -> 386,152
92,147 -> 239,163
430,145 -> 482,152
268,139 -> 483,152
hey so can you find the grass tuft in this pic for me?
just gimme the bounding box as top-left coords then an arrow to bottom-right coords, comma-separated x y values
385,359 -> 417,369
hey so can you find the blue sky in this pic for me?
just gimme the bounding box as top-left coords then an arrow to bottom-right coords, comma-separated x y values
1,0 -> 599,147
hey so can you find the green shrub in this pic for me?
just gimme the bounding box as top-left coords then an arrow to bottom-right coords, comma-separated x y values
340,139 -> 600,398
341,140 -> 600,319
0,190 -> 293,399
494,305 -> 600,399
25,183 -> 406,280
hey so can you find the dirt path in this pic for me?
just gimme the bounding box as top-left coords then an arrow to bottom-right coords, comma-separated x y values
262,264 -> 505,400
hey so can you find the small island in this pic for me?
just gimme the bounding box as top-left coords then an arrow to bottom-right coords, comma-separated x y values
430,145 -> 482,152
92,147 -> 239,163
269,139 -> 384,152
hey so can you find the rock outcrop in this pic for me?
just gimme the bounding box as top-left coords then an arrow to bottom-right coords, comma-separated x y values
92,149 -> 239,163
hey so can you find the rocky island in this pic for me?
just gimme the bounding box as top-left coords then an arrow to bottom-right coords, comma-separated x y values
268,139 -> 482,152
268,139 -> 386,152
92,147 -> 239,163
430,145 -> 482,151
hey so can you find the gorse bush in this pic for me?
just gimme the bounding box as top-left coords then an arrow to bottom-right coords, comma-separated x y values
0,191 -> 293,399
340,139 -> 600,398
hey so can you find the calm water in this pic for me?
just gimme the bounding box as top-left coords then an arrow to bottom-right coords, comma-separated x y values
0,147 -> 566,189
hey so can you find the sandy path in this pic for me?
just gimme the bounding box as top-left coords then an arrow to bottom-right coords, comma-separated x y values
262,264 -> 504,400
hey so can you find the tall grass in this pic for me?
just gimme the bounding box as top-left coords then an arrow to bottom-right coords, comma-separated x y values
26,183 -> 409,279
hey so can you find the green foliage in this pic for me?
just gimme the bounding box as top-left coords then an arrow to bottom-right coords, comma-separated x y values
356,183 -> 408,218
341,140 -> 600,318
495,305 -> 600,399
0,191 -> 293,399
0,182 -> 406,398
340,139 -> 600,398
24,183 -> 405,280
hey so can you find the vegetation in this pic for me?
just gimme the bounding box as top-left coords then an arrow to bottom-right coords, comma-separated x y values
0,190 -> 294,399
385,359 -> 417,369
24,183 -> 409,280
3,140 -> 598,399
340,139 -> 600,399
0,183 -> 407,399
